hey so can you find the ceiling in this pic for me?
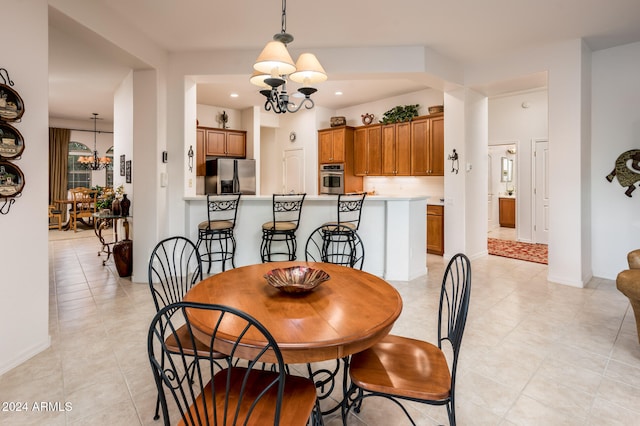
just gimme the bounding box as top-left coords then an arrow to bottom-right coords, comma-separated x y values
48,0 -> 640,124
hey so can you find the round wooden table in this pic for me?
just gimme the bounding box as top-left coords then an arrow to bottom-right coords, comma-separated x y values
183,261 -> 403,364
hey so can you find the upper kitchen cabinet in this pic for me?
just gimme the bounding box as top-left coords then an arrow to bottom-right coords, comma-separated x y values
318,127 -> 353,164
354,125 -> 382,176
411,114 -> 444,176
381,122 -> 411,176
202,127 -> 246,158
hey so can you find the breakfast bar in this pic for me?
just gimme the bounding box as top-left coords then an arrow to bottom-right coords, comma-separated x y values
185,194 -> 429,280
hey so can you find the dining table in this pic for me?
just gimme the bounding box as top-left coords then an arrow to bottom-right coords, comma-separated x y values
183,261 -> 403,365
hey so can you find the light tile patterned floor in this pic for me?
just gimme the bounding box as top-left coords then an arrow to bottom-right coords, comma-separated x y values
0,234 -> 639,425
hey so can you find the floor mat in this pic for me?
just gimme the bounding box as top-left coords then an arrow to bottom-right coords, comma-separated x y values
487,238 -> 548,264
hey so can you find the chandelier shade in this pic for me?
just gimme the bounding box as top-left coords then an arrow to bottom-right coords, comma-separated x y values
251,0 -> 326,114
289,53 -> 327,84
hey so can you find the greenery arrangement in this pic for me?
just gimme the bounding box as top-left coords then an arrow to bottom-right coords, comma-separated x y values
94,184 -> 124,211
379,104 -> 420,124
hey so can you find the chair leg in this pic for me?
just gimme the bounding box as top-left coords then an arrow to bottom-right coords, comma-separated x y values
153,393 -> 160,420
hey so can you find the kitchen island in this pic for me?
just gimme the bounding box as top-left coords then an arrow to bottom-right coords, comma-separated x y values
185,194 -> 429,280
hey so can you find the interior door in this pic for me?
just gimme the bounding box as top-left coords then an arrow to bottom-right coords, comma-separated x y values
283,148 -> 304,194
534,140 -> 549,244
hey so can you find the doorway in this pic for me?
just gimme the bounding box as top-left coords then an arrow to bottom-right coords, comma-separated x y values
488,143 -> 517,241
283,148 -> 305,193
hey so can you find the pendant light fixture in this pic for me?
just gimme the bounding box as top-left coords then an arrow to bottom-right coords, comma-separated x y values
251,0 -> 327,114
77,113 -> 111,170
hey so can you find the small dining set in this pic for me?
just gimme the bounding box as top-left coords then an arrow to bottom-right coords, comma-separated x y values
146,193 -> 473,425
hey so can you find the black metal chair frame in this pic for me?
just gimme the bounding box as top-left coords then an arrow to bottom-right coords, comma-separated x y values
323,192 -> 366,232
260,193 -> 306,262
305,224 -> 365,270
148,301 -> 323,426
345,253 -> 472,425
148,236 -> 227,421
196,193 -> 241,273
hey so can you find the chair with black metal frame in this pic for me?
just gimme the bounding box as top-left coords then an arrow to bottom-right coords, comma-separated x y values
321,192 -> 366,233
260,193 -> 306,262
345,253 -> 472,425
305,224 -> 365,270
195,193 -> 241,274
147,236 -> 228,421
148,301 -> 323,426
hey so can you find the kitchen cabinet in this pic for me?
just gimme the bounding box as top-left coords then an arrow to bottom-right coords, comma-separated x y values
426,204 -> 444,255
411,113 -> 444,176
381,122 -> 411,175
204,128 -> 246,157
196,128 -> 206,176
319,126 -> 353,164
354,125 -> 382,175
499,197 -> 516,228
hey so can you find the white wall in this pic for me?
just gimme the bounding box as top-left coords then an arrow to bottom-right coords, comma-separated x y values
489,89 -> 549,242
0,0 -> 50,375
592,41 -> 640,279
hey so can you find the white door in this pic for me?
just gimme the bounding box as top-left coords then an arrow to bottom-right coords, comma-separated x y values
283,148 -> 304,193
533,140 -> 549,244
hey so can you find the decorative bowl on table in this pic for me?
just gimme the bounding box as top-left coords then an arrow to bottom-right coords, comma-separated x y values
264,266 -> 330,294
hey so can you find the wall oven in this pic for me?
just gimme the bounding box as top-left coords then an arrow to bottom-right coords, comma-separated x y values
319,163 -> 344,194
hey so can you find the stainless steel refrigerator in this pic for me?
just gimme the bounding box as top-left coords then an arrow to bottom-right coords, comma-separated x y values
205,158 -> 256,195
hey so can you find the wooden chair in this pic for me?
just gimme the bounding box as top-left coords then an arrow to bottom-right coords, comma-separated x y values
148,301 -> 322,425
69,187 -> 97,232
48,204 -> 63,230
346,253 -> 472,425
148,236 -> 228,421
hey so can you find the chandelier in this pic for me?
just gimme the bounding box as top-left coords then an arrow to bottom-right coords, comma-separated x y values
251,0 -> 327,114
77,113 -> 111,170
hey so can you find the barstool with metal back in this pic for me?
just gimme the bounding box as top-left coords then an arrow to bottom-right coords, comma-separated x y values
260,193 -> 306,262
307,192 -> 366,268
196,193 -> 241,273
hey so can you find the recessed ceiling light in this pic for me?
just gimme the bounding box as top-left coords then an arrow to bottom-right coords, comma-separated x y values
335,91 -> 343,96
230,93 -> 239,98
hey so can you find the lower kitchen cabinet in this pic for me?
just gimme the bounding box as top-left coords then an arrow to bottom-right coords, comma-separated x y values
499,197 -> 516,228
426,204 -> 444,255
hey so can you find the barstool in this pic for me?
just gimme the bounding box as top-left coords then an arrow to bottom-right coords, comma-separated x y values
260,193 -> 306,262
196,193 -> 241,273
314,192 -> 367,268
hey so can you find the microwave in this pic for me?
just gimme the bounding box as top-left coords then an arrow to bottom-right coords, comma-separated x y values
319,163 -> 344,195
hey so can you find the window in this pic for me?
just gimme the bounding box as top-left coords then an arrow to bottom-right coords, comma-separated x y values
68,141 -> 91,189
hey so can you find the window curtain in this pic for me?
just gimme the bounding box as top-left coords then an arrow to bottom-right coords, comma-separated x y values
49,128 -> 70,221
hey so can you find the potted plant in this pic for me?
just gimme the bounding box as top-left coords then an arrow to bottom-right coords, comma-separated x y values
379,104 -> 420,124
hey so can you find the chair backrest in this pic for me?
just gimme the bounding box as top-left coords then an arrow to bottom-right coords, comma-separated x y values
271,193 -> 306,230
206,193 -> 241,229
337,192 -> 366,230
70,187 -> 97,216
438,253 -> 471,391
148,301 -> 288,425
148,236 -> 203,313
305,224 -> 364,269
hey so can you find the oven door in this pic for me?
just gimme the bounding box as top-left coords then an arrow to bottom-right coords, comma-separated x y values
320,172 -> 344,194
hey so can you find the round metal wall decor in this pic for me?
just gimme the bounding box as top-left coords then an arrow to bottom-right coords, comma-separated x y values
0,123 -> 25,159
0,161 -> 25,197
0,83 -> 24,122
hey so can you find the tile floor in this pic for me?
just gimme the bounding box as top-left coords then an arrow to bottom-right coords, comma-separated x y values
1,233 -> 639,425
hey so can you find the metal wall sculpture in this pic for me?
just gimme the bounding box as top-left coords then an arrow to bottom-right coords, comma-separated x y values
0,68 -> 25,214
606,149 -> 640,197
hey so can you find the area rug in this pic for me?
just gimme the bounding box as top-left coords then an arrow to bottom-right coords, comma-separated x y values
488,238 -> 548,264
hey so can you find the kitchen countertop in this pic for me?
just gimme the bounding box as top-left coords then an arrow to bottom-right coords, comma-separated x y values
185,194 -> 431,202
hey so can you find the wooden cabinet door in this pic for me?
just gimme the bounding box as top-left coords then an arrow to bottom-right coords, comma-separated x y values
411,118 -> 429,175
196,128 -> 206,176
366,126 -> 382,175
381,124 -> 396,175
205,129 -> 226,156
428,115 -> 444,176
395,122 -> 411,176
318,130 -> 335,163
332,129 -> 346,163
499,198 -> 516,228
226,131 -> 246,157
426,205 -> 444,255
353,128 -> 367,175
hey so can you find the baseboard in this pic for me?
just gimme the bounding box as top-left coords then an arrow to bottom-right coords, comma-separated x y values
0,336 -> 51,376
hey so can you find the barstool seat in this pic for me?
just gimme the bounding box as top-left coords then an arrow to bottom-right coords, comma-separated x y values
260,193 -> 306,263
196,193 -> 241,273
321,221 -> 357,232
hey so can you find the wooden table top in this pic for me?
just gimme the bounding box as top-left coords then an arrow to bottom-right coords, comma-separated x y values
183,261 -> 403,364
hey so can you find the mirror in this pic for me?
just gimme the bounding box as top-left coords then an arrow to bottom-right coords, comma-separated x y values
500,157 -> 513,182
